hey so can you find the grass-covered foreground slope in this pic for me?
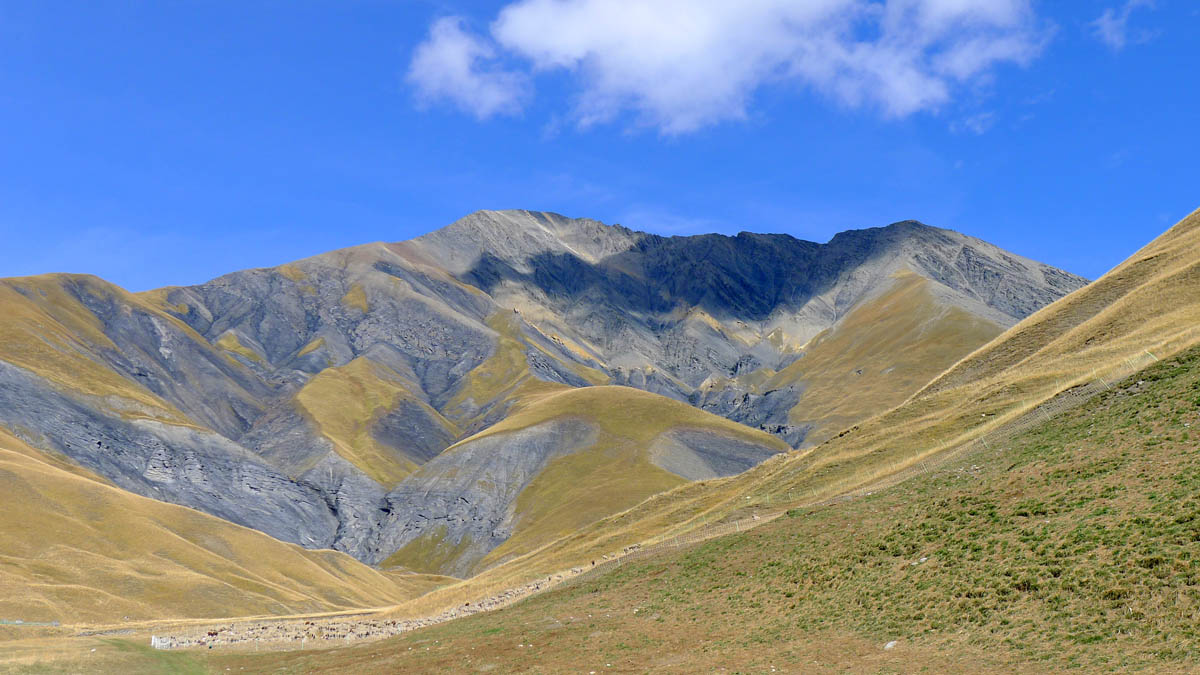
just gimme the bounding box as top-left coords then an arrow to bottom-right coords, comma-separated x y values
212,344 -> 1200,673
0,429 -> 438,625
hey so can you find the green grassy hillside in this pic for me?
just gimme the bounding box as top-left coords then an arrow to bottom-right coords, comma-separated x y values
208,342 -> 1200,672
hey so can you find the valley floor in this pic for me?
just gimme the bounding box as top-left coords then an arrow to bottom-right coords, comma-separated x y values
6,346 -> 1200,673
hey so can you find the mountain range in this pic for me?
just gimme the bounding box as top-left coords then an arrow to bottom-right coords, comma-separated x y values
0,210 -> 1087,606
251,207 -> 1200,673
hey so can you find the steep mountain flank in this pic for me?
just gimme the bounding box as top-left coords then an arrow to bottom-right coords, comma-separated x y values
409,210 -> 1085,445
234,343 -> 1200,672
0,275 -> 343,550
0,429 -> 442,624
0,210 -> 1084,574
373,386 -> 787,576
466,208 -> 1200,584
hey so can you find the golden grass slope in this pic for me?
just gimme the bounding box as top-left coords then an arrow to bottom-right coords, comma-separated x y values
918,206 -> 1200,397
0,275 -> 195,425
382,385 -> 787,576
471,384 -> 790,448
0,429 -> 433,625
370,207 -> 1200,614
444,311 -> 609,431
766,270 -> 1003,446
212,345 -> 1200,673
293,356 -> 459,486
445,385 -> 787,574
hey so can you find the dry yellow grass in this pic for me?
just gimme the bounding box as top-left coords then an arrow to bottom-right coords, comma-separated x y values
296,336 -> 325,357
465,385 -> 790,449
294,356 -> 458,486
210,343 -> 1200,673
340,283 -> 369,313
767,270 -> 1003,445
377,385 -> 788,578
443,312 -> 545,422
0,430 -> 438,626
0,275 -> 197,425
375,207 -> 1200,621
374,385 -> 789,606
277,263 -> 307,282
8,210 -> 1196,661
214,331 -> 266,365
443,311 -> 614,429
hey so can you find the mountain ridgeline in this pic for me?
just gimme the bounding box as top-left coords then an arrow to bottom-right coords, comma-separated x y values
0,210 -> 1085,579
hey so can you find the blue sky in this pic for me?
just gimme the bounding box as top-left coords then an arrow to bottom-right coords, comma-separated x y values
0,1 -> 1195,291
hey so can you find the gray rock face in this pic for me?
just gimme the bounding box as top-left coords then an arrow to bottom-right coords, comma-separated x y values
648,429 -> 783,481
370,400 -> 457,464
370,419 -> 787,574
370,419 -> 596,575
0,209 -> 1089,572
0,361 -> 339,548
412,211 -> 1088,421
690,384 -> 810,447
45,275 -> 270,440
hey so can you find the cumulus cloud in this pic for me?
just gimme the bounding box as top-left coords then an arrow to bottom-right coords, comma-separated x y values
406,17 -> 529,119
1090,0 -> 1155,51
409,0 -> 1048,133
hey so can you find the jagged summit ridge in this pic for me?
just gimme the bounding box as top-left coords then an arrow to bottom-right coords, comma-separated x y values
0,209 -> 1086,575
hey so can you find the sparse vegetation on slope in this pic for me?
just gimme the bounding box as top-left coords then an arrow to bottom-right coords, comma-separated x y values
768,271 -> 1003,445
214,331 -> 266,366
294,356 -> 457,485
377,384 -> 787,576
0,275 -> 195,425
0,212 -> 1082,580
208,344 -> 1200,672
0,430 -> 437,626
290,208 -> 1200,627
445,209 -> 1200,589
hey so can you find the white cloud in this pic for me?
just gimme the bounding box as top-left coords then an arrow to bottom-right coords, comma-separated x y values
410,1 -> 1047,133
407,17 -> 529,119
952,111 -> 996,135
1090,0 -> 1155,51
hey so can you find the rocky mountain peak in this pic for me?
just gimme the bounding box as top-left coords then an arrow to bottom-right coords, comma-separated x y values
0,209 -> 1091,575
